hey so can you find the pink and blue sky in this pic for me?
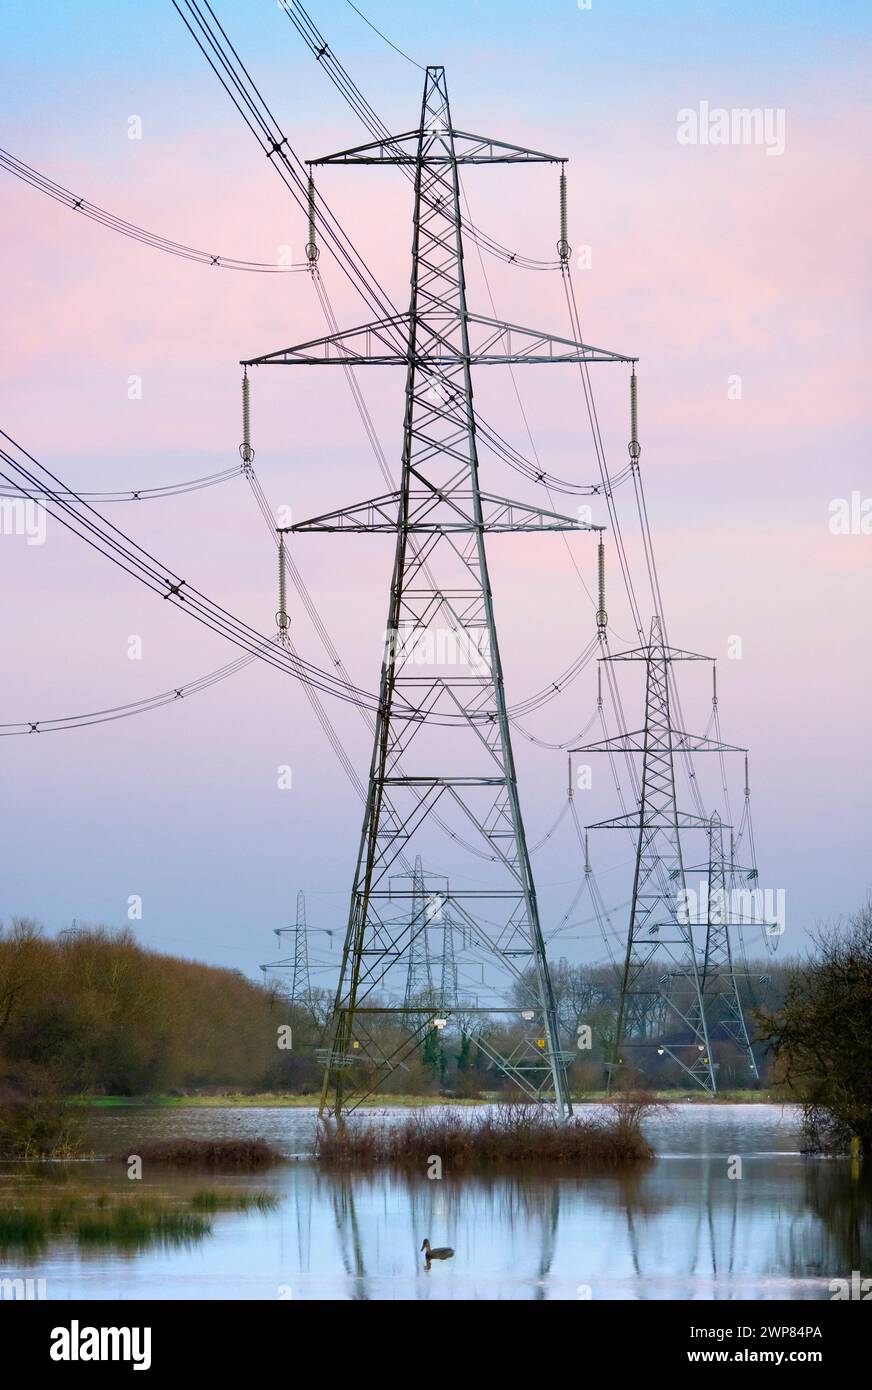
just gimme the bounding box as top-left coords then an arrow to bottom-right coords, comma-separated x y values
1,0 -> 869,980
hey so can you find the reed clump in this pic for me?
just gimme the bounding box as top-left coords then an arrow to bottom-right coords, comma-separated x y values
315,1096 -> 662,1170
121,1138 -> 284,1171
0,1195 -> 209,1250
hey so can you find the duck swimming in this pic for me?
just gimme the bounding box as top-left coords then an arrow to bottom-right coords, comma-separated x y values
421,1238 -> 454,1263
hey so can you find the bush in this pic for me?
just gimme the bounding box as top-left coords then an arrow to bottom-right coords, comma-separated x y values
756,903 -> 872,1155
315,1096 -> 661,1170
0,1062 -> 87,1159
121,1138 -> 284,1171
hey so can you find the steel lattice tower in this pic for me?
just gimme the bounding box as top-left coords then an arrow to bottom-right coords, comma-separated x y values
262,890 -> 312,1005
402,856 -> 435,1009
439,909 -> 458,1006
290,889 -> 312,1004
689,813 -> 760,1081
576,618 -> 745,1092
245,67 -> 633,1118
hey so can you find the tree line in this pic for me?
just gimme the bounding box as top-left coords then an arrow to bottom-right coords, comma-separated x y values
2,904 -> 870,1155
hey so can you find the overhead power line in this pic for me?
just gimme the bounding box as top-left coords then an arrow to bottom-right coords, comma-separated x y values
175,0 -> 600,497
281,0 -> 562,270
0,145 -> 309,273
343,0 -> 425,70
0,463 -> 245,503
0,647 -> 265,737
0,427 -> 604,729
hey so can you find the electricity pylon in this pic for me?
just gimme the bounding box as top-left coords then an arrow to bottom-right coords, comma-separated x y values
575,618 -> 745,1092
439,910 -> 458,1006
689,813 -> 760,1080
289,889 -> 312,1004
402,856 -> 435,1009
245,66 -> 633,1118
704,813 -> 760,1079
261,890 -> 313,1005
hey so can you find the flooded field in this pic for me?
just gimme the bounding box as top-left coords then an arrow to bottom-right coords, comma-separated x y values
1,1104 -> 869,1300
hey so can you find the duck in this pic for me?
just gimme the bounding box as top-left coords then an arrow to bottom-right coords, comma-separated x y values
421,1238 -> 454,1263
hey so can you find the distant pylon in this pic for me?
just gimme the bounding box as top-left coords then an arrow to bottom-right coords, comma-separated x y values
403,856 -> 434,1009
575,617 -> 747,1092
690,813 -> 760,1081
262,891 -> 312,1005
290,890 -> 312,1004
439,910 -> 458,1005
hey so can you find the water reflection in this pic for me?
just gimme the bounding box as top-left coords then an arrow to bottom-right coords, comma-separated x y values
304,1154 -> 871,1300
0,1105 -> 868,1299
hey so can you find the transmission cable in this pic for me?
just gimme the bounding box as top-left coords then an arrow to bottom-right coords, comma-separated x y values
0,464 -> 244,503
0,146 -> 309,273
175,0 -> 584,496
0,646 -> 266,737
343,0 -> 425,69
279,0 -> 562,271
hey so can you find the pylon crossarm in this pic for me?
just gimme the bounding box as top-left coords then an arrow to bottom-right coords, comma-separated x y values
312,129 -> 564,165
283,490 -> 601,534
243,315 -> 408,366
244,310 -> 633,368
463,312 -> 634,363
604,642 -> 713,663
573,730 -> 746,755
588,811 -> 714,831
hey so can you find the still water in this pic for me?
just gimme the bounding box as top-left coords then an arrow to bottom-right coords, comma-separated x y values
1,1104 -> 869,1300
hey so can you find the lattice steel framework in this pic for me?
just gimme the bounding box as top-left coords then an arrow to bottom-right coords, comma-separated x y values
689,814 -> 760,1081
246,67 -> 632,1118
576,618 -> 746,1092
439,909 -> 458,1007
261,889 -> 312,1005
400,856 -> 435,1010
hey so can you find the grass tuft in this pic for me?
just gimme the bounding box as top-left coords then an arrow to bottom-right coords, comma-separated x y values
0,1196 -> 210,1250
189,1189 -> 276,1213
0,1186 -> 276,1251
